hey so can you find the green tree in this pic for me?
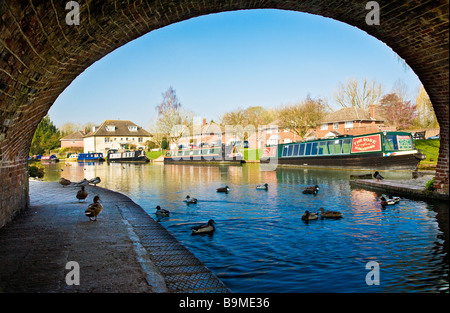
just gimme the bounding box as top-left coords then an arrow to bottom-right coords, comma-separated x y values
30,115 -> 61,155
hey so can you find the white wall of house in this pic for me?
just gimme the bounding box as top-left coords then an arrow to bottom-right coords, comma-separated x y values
84,136 -> 152,154
83,137 -> 95,153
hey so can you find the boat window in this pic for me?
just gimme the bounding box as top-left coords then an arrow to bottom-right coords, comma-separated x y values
293,144 -> 300,156
334,140 -> 342,154
311,142 -> 318,155
397,135 -> 413,150
318,142 -> 326,155
299,143 -> 305,156
305,143 -> 312,156
384,134 -> 398,151
326,141 -> 334,154
287,145 -> 294,156
342,139 -> 352,154
282,145 -> 289,157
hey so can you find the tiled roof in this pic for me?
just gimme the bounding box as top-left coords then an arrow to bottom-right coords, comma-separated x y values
84,120 -> 152,137
60,131 -> 85,141
321,107 -> 384,123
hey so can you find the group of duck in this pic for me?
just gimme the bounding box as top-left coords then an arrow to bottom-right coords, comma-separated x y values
379,195 -> 400,206
372,172 -> 401,206
300,185 -> 344,221
59,176 -> 104,221
59,171 -> 397,229
155,183 -> 270,234
59,177 -> 101,188
155,183 -> 343,233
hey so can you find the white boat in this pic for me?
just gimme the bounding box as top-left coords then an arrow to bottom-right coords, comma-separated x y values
66,153 -> 79,161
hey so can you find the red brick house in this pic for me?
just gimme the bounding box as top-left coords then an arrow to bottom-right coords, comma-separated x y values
316,105 -> 393,138
60,131 -> 85,149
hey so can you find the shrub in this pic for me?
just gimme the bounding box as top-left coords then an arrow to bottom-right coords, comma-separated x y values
28,163 -> 45,178
425,177 -> 435,191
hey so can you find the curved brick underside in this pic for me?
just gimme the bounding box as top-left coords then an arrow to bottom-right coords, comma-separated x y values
0,1 -> 448,227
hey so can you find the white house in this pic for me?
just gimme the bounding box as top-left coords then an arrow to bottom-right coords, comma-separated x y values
83,120 -> 152,154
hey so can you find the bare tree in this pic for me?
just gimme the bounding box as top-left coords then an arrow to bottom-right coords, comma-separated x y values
334,77 -> 383,110
59,122 -> 81,136
220,106 -> 276,141
414,86 -> 438,128
221,107 -> 246,127
221,106 -> 275,128
81,122 -> 96,134
154,87 -> 193,144
391,79 -> 409,102
277,96 -> 328,139
156,86 -> 181,115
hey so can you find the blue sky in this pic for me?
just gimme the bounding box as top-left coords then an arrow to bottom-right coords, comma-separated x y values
49,9 -> 422,130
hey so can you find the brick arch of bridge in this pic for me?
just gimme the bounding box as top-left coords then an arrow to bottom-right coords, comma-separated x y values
0,1 -> 448,227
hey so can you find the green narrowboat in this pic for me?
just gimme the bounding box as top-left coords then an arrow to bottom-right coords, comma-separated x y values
260,131 -> 426,170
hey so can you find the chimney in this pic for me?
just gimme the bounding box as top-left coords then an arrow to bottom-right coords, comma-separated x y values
369,105 -> 376,119
203,118 -> 207,126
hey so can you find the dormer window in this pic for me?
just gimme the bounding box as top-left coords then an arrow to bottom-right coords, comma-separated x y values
128,126 -> 138,132
106,125 -> 116,132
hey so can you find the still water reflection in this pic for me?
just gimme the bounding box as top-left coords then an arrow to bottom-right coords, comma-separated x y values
43,161 -> 448,292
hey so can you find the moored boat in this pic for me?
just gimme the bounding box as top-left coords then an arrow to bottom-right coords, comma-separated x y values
66,153 -> 79,161
106,149 -> 149,163
77,152 -> 105,162
41,154 -> 59,162
261,131 -> 426,170
164,145 -> 244,164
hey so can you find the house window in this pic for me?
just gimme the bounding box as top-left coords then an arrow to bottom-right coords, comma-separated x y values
284,128 -> 289,133
333,122 -> 339,129
345,121 -> 353,128
138,137 -> 143,143
320,123 -> 328,130
106,126 -> 115,132
128,126 -> 138,132
105,138 -> 111,143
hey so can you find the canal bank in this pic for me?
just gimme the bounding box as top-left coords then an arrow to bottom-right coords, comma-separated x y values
0,180 -> 230,293
349,172 -> 449,201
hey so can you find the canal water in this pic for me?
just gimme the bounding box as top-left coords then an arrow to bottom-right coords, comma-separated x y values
42,161 -> 448,292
